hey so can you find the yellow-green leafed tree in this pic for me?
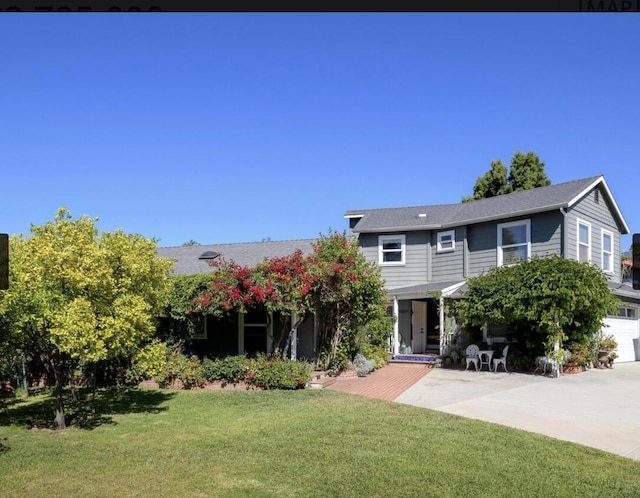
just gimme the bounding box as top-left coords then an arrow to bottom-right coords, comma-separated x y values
0,208 -> 173,429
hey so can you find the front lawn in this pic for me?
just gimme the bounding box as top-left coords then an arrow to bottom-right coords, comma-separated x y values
0,388 -> 638,497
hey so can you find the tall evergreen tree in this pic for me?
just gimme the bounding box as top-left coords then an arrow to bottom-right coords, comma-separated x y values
463,150 -> 551,202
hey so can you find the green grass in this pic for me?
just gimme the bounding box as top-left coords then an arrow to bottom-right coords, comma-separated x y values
1,388 -> 639,497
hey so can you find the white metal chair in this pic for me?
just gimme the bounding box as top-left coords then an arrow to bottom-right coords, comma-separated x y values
492,345 -> 509,373
465,345 -> 480,371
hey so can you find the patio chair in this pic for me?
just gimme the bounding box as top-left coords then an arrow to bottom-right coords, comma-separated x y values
465,345 -> 480,371
492,345 -> 509,373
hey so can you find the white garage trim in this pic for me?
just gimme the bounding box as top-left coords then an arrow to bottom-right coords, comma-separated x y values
603,305 -> 639,362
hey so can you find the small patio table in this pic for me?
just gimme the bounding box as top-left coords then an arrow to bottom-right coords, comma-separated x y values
478,350 -> 494,372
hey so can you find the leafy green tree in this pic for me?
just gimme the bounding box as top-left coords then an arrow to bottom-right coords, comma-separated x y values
161,273 -> 213,342
463,151 -> 551,202
462,160 -> 510,202
508,151 -> 551,192
457,256 -> 619,363
0,208 -> 172,429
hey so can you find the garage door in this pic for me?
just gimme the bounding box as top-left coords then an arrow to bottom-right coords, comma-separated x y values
603,308 -> 639,362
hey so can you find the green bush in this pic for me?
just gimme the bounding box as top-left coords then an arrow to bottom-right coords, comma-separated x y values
155,352 -> 205,390
349,353 -> 375,377
248,354 -> 312,390
201,355 -> 249,386
359,344 -> 388,370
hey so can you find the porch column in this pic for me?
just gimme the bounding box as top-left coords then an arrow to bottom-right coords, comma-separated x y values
290,312 -> 298,360
313,305 -> 320,358
393,296 -> 399,356
238,312 -> 245,355
266,312 -> 273,355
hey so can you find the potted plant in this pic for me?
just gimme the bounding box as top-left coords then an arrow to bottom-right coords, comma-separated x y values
596,333 -> 618,368
563,343 -> 590,374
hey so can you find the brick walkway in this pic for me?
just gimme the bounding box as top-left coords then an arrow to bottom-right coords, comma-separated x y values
325,364 -> 433,401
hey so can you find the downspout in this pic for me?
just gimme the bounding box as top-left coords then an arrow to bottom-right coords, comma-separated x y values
560,207 -> 568,258
463,226 -> 469,279
439,294 -> 445,356
392,296 -> 399,356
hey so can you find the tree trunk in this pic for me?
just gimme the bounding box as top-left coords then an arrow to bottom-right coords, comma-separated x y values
69,365 -> 78,402
54,372 -> 66,430
42,352 -> 67,430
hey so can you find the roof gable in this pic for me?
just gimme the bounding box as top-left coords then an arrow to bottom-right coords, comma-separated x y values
346,176 -> 629,234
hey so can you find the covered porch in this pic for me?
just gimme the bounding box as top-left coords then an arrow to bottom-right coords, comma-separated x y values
388,281 -> 467,359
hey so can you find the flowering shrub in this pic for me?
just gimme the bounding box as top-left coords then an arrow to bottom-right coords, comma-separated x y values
185,231 -> 391,369
155,351 -> 205,390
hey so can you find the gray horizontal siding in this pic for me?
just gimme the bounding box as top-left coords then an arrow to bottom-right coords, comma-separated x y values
567,187 -> 621,282
467,222 -> 497,277
467,212 -> 563,277
431,228 -> 465,282
531,211 -> 563,259
357,231 -> 428,289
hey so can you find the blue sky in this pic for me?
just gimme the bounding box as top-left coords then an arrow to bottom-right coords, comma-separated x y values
1,14 -> 639,251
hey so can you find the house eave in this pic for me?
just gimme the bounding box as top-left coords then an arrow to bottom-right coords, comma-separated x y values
354,224 -> 442,234
353,206 -> 566,234
568,176 -> 630,234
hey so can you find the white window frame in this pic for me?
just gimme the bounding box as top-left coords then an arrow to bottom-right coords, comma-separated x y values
192,315 -> 208,340
436,230 -> 455,253
378,234 -> 406,266
497,219 -> 531,266
612,306 -> 637,319
577,219 -> 591,263
601,229 -> 613,273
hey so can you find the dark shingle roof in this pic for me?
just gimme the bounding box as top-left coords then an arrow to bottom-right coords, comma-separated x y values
346,176 -> 629,234
157,239 -> 316,276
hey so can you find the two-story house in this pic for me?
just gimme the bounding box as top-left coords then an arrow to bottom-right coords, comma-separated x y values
345,175 -> 640,363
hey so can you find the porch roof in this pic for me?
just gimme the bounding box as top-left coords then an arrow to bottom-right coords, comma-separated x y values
608,281 -> 640,301
387,280 -> 466,300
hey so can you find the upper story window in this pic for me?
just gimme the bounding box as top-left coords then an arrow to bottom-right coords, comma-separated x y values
601,229 -> 613,273
497,220 -> 530,266
379,234 -> 405,265
577,219 -> 591,263
437,230 -> 455,253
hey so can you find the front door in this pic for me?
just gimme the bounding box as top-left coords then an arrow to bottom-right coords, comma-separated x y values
412,300 -> 427,354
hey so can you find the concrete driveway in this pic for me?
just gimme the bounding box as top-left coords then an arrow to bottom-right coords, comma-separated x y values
394,362 -> 640,461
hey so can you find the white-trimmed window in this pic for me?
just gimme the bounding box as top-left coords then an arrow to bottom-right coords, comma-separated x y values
614,306 -> 637,319
577,219 -> 591,263
192,315 -> 207,340
437,230 -> 455,253
379,235 -> 405,265
601,229 -> 613,273
497,220 -> 531,266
